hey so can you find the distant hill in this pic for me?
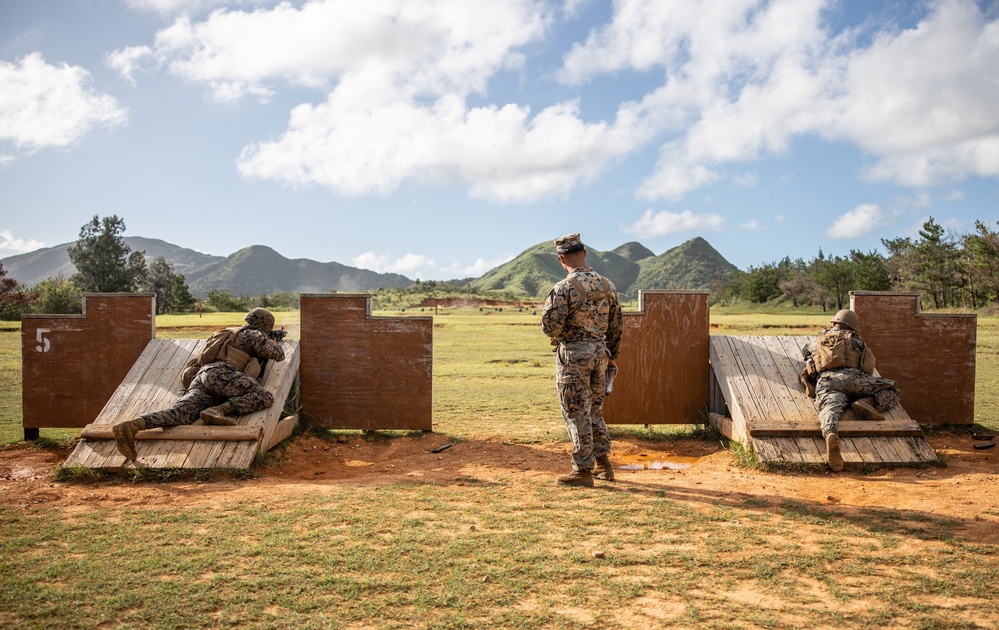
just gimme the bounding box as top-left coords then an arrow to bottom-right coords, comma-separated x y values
469,236 -> 736,297
633,237 -> 738,293
3,235 -> 737,300
611,241 -> 655,263
1,236 -> 223,288
185,245 -> 412,296
2,238 -> 412,298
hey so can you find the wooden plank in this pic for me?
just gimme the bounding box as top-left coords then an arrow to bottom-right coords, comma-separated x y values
744,337 -> 806,428
839,438 -> 862,465
905,437 -> 938,462
61,439 -> 100,468
218,442 -> 257,469
773,437 -> 805,463
707,412 -> 732,440
851,436 -> 881,463
750,424 -> 924,438
81,424 -> 262,441
795,437 -> 826,464
260,415 -> 298,453
729,337 -> 787,426
751,437 -> 783,462
710,337 -> 765,444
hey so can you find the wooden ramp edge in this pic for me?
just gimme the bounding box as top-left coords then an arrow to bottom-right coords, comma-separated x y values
62,338 -> 301,471
709,335 -> 937,466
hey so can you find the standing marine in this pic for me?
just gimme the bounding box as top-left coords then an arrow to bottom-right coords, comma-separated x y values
112,307 -> 287,460
541,233 -> 624,487
800,308 -> 900,472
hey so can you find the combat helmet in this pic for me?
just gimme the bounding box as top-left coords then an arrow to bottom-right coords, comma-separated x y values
244,308 -> 275,333
830,309 -> 859,331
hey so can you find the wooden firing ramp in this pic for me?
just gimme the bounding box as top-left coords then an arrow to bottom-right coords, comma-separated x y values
709,336 -> 936,466
62,338 -> 301,471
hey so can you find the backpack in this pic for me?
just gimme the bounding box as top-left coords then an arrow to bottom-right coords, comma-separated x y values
813,329 -> 864,373
198,327 -> 240,365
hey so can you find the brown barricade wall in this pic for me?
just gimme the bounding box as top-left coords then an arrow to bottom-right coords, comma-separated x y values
603,290 -> 710,424
300,294 -> 433,431
21,293 -> 156,430
851,291 -> 976,425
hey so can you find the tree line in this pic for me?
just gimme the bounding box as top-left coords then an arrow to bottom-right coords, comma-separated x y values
714,217 -> 999,311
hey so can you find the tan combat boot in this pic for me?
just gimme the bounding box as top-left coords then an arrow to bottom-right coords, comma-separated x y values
556,470 -> 594,487
200,402 -> 237,426
852,397 -> 885,421
825,432 -> 844,472
112,418 -> 148,460
594,455 -> 615,481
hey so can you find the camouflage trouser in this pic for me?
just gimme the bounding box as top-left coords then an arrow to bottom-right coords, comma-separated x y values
141,363 -> 275,428
814,367 -> 901,437
556,340 -> 611,472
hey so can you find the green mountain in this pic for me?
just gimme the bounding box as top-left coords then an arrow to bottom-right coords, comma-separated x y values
633,237 -> 738,292
1,236 -> 223,288
469,236 -> 736,297
185,245 -> 412,296
2,239 -> 412,298
612,241 -> 655,263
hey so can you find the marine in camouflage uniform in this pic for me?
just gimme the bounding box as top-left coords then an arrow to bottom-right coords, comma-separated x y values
111,308 -> 286,460
800,309 -> 900,471
541,233 -> 623,487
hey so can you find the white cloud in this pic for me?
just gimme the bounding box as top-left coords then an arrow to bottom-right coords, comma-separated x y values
825,203 -> 892,239
352,252 -> 435,277
565,0 -> 999,199
440,255 -> 515,279
118,0 -> 647,201
0,229 -> 45,257
739,220 -> 765,232
354,250 -> 516,280
622,209 -> 725,238
0,53 -> 127,157
943,189 -> 966,201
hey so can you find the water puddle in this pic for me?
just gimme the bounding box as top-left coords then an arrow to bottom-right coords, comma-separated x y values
614,452 -> 698,471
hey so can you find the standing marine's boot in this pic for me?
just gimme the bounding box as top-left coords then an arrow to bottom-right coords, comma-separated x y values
851,397 -> 885,421
112,418 -> 148,460
825,432 -> 844,472
200,402 -> 237,426
594,455 -> 615,481
556,469 -> 594,487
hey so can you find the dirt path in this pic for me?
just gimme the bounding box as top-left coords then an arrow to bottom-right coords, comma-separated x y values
2,431 -> 997,543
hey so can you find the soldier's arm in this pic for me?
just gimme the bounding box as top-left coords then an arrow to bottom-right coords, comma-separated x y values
540,288 -> 569,339
605,292 -> 624,359
248,330 -> 286,362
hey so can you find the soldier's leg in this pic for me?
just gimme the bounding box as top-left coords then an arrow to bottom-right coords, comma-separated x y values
556,349 -> 597,472
141,386 -> 217,428
587,355 -> 611,460
215,371 -> 275,415
815,373 -> 850,471
815,384 -> 849,437
199,369 -> 274,425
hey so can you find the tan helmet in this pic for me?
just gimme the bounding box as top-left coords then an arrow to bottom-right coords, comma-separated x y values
244,308 -> 275,333
830,308 -> 859,331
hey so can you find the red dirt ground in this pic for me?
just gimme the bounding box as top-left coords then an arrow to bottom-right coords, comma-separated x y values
1,430 -> 996,544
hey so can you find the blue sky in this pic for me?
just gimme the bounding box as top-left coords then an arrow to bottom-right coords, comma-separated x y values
1,0 -> 997,280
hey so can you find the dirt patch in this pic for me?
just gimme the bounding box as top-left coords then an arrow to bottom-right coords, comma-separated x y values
1,431 -> 996,543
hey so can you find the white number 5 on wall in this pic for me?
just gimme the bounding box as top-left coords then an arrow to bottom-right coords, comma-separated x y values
36,328 -> 51,353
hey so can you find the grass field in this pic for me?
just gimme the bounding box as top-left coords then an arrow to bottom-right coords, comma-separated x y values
1,307 -> 997,628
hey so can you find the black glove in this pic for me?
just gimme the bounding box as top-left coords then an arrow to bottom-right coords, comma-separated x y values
268,329 -> 288,341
